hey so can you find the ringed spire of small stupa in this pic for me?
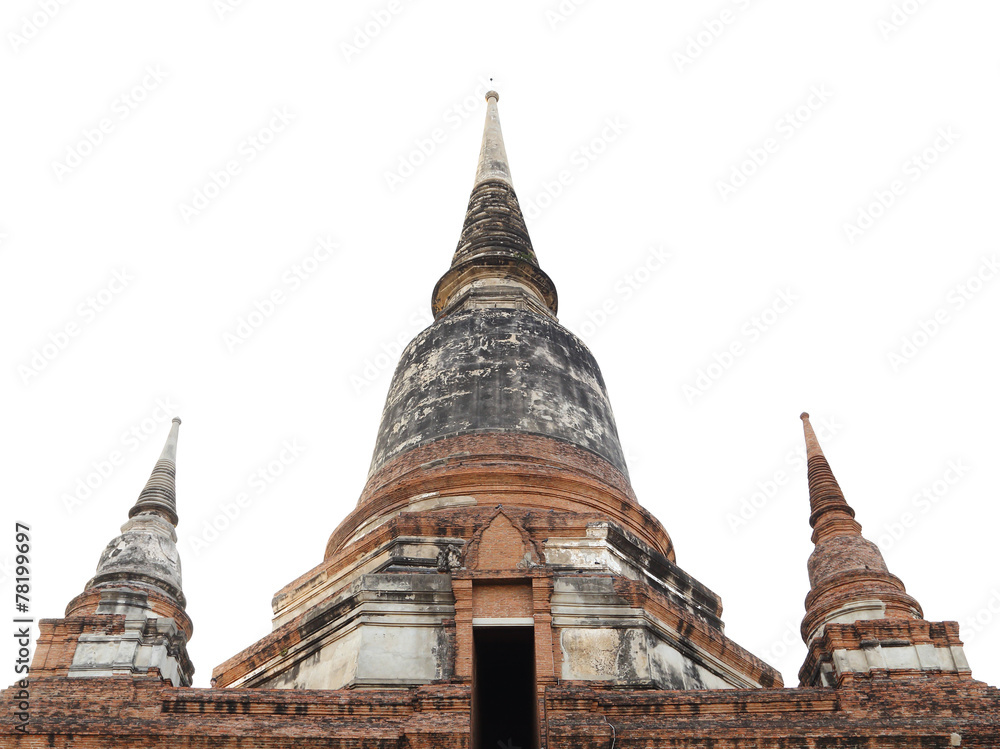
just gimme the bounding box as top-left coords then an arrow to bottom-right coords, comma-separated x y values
130,416 -> 182,526
798,413 -> 922,648
431,88 -> 558,319
800,412 -> 861,544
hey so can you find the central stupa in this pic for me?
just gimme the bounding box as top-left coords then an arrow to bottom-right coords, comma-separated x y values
213,91 -> 780,746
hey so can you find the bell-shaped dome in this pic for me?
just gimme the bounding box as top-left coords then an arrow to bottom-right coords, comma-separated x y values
369,306 -> 628,478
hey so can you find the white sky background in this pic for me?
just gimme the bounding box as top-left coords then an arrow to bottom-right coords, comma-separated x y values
2,0 -> 999,691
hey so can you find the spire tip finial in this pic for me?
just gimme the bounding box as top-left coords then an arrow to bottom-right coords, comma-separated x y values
800,412 -> 810,421
172,417 -> 182,425
485,90 -> 499,102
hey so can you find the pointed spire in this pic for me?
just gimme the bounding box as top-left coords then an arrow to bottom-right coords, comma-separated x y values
475,91 -> 512,186
798,413 -> 921,647
432,90 -> 558,319
801,412 -> 861,544
130,416 -> 181,526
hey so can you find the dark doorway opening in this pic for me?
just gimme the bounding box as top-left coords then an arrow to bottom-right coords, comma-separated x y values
473,627 -> 537,749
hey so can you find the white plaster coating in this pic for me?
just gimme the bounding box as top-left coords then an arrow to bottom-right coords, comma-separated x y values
69,614 -> 188,687
357,625 -> 441,683
915,642 -> 937,670
90,511 -> 184,601
830,643 -> 971,680
546,531 -> 688,605
808,599 -> 887,643
449,278 -> 554,318
273,535 -> 465,627
343,495 -> 475,549
561,628 -> 645,681
951,645 -> 972,672
239,574 -> 455,689
545,525 -> 719,623
406,493 -> 477,514
552,576 -> 759,689
261,628 -> 361,691
647,633 -> 734,690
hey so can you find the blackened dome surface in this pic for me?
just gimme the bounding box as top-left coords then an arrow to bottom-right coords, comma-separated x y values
369,307 -> 629,477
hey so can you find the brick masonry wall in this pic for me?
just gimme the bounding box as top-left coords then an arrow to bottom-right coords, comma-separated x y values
324,431 -> 674,561
28,618 -> 118,678
473,582 -> 532,619
5,675 -> 1000,747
